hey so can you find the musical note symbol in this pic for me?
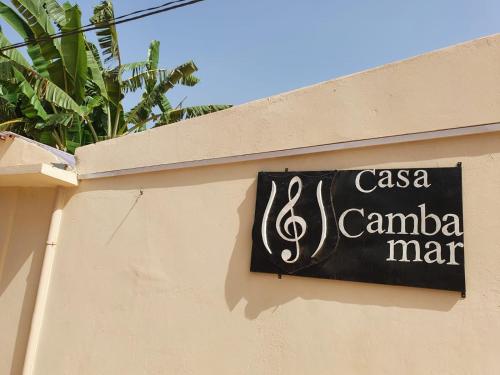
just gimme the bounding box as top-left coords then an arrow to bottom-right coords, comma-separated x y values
276,176 -> 307,263
261,175 -> 327,265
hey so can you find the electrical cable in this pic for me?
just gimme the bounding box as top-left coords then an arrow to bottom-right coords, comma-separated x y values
0,0 -> 205,52
1,0 -> 204,51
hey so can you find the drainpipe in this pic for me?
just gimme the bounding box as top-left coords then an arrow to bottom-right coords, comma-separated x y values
22,187 -> 65,375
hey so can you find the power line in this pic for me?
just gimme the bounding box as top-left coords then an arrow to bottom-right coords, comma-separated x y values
0,0 -> 205,52
1,0 -> 205,51
99,0 -> 195,22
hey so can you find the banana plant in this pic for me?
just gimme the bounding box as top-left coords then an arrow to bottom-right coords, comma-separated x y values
0,0 -> 230,153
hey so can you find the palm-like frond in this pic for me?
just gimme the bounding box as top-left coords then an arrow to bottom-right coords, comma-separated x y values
44,0 -> 66,28
145,40 -> 159,91
154,104 -> 231,127
86,48 -> 108,100
87,42 -> 103,70
0,28 -> 30,67
0,118 -> 23,130
15,69 -> 48,120
0,1 -> 49,76
13,0 -> 54,33
82,95 -> 104,116
119,41 -> 200,92
0,0 -> 231,152
147,40 -> 159,70
154,61 -> 198,93
11,0 -> 59,59
125,61 -> 198,124
103,69 -> 122,106
90,0 -> 121,65
182,104 -> 232,118
180,74 -> 200,87
8,58 -> 85,117
0,67 -> 15,91
121,69 -> 200,93
157,94 -> 172,113
9,0 -> 70,91
118,60 -> 148,79
36,112 -> 73,129
121,69 -> 168,93
60,4 -> 87,103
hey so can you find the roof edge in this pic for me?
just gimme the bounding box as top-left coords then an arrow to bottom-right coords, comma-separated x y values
0,131 -> 75,168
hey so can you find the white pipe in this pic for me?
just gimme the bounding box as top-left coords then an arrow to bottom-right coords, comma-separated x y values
78,121 -> 500,180
22,187 -> 65,375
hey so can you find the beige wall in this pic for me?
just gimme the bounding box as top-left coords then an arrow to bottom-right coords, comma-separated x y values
0,137 -> 61,168
0,136 -> 68,374
0,188 -> 55,375
2,34 -> 500,374
36,134 -> 500,374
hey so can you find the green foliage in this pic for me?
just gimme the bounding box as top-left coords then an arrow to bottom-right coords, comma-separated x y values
90,0 -> 120,65
0,0 -> 231,153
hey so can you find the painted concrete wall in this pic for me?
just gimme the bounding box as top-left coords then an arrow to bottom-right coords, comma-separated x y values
34,134 -> 500,375
0,136 -> 61,168
0,188 -> 55,375
0,136 -> 64,374
2,34 -> 500,374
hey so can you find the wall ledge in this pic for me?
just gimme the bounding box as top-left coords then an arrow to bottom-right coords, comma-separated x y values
0,163 -> 78,187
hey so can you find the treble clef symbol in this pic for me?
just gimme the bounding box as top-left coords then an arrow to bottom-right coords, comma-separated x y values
275,176 -> 307,263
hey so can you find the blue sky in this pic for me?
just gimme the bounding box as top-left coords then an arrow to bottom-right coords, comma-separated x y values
2,0 -> 500,110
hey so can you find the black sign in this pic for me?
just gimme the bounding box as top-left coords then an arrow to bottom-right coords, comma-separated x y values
251,166 -> 465,293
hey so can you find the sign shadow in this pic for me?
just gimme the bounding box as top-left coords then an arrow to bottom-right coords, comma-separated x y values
224,180 -> 461,320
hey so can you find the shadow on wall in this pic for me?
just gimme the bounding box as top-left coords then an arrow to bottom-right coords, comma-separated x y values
0,188 -> 56,375
224,180 -> 461,319
224,132 -> 500,319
